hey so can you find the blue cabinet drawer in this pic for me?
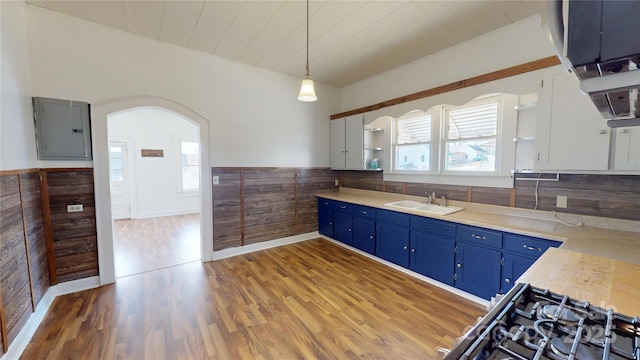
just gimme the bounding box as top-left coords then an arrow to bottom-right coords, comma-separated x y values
410,216 -> 456,239
318,198 -> 335,209
457,225 -> 502,249
376,209 -> 410,226
503,234 -> 560,257
334,201 -> 353,213
353,205 -> 376,219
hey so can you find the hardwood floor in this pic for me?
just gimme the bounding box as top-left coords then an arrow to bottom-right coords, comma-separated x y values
22,239 -> 485,359
113,214 -> 200,278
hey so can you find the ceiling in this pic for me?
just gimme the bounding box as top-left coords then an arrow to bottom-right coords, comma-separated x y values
25,1 -> 544,88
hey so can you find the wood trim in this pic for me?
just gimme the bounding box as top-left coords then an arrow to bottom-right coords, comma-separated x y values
40,167 -> 93,173
38,170 -> 57,285
240,169 -> 245,246
467,187 -> 473,202
510,188 -> 517,207
0,168 -> 39,176
294,169 -> 299,234
330,56 -> 560,120
17,174 -> 37,311
0,261 -> 6,353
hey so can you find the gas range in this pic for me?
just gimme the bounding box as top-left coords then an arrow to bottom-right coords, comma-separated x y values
444,283 -> 639,360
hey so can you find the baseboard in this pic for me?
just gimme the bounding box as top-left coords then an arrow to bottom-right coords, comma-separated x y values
212,232 -> 319,260
1,276 -> 101,360
134,209 -> 199,219
320,236 -> 490,308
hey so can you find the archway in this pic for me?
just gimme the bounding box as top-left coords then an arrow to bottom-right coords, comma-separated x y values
91,96 -> 213,285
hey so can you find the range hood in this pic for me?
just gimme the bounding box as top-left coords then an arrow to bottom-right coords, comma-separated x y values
546,0 -> 640,128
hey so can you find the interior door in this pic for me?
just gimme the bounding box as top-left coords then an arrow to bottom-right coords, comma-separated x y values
109,141 -> 131,220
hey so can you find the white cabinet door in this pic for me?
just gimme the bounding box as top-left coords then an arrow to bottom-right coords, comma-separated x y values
345,115 -> 364,169
613,127 -> 640,171
330,118 -> 346,169
536,69 -> 611,171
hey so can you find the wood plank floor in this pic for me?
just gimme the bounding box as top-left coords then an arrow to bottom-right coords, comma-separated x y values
22,239 -> 485,359
114,214 -> 200,278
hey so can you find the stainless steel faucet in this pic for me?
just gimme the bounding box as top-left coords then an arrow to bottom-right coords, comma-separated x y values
442,196 -> 448,207
424,192 -> 433,204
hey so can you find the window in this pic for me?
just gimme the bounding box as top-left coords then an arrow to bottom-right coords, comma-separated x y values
394,111 -> 432,171
109,146 -> 124,182
444,98 -> 500,172
180,141 -> 199,191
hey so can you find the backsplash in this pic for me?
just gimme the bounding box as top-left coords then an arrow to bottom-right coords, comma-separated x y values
338,171 -> 640,221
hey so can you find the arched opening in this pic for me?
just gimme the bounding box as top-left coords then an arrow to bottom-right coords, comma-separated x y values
91,96 -> 213,285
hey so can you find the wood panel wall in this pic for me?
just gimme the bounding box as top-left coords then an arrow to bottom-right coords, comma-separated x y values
212,168 -> 338,251
0,175 -> 33,350
18,172 -> 49,308
43,169 -> 98,283
337,171 -> 640,221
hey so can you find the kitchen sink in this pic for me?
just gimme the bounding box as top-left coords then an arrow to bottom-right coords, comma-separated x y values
385,200 -> 464,216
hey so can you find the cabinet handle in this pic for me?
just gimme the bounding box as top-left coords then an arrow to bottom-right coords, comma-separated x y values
340,205 -> 346,209
456,263 -> 462,269
599,129 -> 607,134
361,211 -> 367,214
505,278 -> 511,284
403,246 -> 408,250
523,245 -> 542,252
471,234 -> 486,240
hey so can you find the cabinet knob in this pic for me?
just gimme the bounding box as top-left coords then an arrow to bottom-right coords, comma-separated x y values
505,278 -> 511,284
599,129 -> 607,134
329,222 -> 332,225
369,235 -> 374,240
348,228 -> 352,232
456,263 -> 461,269
621,129 -> 628,133
403,246 -> 408,250
411,248 -> 415,253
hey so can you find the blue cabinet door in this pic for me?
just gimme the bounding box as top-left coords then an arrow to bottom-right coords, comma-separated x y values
317,199 -> 334,237
410,231 -> 455,285
502,252 -> 536,293
376,222 -> 410,267
353,217 -> 376,254
334,211 -> 353,245
455,242 -> 502,300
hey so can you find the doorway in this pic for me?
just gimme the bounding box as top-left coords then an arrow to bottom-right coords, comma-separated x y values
107,106 -> 202,278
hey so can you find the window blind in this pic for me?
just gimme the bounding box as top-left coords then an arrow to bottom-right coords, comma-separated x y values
397,115 -> 431,144
447,102 -> 498,139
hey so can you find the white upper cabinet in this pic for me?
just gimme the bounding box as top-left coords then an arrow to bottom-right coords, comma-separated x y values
536,69 -> 611,171
613,127 -> 640,171
331,115 -> 365,170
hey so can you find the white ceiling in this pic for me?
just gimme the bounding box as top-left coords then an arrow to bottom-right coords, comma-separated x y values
25,0 -> 544,88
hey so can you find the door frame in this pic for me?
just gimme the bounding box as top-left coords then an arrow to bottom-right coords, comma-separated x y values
108,137 -> 136,219
91,96 -> 213,285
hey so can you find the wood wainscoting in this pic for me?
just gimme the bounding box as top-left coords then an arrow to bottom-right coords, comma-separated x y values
0,169 -> 50,353
21,239 -> 485,359
212,167 -> 338,251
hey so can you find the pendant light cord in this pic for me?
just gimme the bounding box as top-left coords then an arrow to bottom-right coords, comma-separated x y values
305,0 -> 310,77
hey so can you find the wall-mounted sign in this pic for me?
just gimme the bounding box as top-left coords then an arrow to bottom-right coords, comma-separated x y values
141,149 -> 164,157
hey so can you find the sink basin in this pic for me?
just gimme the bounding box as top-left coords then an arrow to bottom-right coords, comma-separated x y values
385,200 -> 464,216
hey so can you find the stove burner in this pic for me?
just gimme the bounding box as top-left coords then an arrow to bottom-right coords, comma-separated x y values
550,338 -> 602,360
541,304 -> 581,324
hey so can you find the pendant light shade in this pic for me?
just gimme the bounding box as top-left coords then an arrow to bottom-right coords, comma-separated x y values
298,0 -> 317,102
298,76 -> 317,102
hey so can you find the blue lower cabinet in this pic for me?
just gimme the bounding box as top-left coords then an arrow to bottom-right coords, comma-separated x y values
502,253 -> 536,293
410,231 -> 455,285
376,221 -> 410,267
353,217 -> 376,254
317,198 -> 334,237
455,242 -> 502,300
334,210 -> 353,246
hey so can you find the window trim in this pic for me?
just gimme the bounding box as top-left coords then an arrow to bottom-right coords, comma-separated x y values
392,109 -> 437,174
175,135 -> 200,194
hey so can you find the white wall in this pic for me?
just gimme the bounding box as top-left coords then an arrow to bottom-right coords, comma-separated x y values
340,15 -> 557,112
24,5 -> 340,168
108,107 -> 200,218
1,1 -> 38,171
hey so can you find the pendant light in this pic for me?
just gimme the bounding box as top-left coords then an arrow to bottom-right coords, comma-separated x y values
297,0 -> 317,102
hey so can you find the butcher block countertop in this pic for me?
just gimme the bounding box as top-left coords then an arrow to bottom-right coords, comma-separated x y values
318,188 -> 640,316
317,188 -> 640,264
518,248 -> 640,316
